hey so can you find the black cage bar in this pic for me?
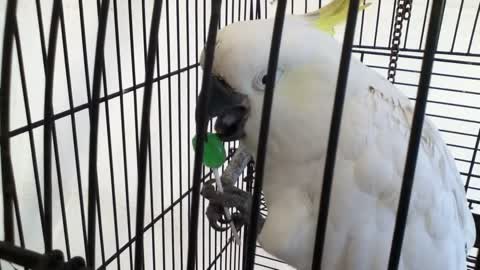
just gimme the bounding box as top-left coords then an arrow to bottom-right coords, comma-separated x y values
1,0 -> 480,270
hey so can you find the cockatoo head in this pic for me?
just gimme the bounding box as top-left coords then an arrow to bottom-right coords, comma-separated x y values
196,0 -> 369,157
197,16 -> 316,137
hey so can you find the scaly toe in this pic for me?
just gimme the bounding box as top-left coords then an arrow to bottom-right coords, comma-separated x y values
200,179 -> 217,199
206,203 -> 230,232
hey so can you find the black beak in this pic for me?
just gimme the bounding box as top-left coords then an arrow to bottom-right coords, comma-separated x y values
196,76 -> 249,142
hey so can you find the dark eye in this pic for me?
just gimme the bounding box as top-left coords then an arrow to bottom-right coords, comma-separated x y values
261,75 -> 267,84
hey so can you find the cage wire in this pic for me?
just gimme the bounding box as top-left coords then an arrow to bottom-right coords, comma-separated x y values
0,0 -> 480,269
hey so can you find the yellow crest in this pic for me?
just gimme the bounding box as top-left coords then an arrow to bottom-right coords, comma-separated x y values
306,0 -> 371,35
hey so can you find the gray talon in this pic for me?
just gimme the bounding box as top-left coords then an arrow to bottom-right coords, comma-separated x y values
231,211 -> 248,230
206,203 -> 230,231
201,179 -> 254,232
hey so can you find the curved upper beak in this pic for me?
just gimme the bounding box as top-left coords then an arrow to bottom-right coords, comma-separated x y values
195,76 -> 249,141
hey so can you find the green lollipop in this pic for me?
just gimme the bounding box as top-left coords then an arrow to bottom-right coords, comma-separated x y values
191,133 -> 226,168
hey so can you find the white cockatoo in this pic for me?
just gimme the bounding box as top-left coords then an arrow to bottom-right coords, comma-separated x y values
197,1 -> 476,269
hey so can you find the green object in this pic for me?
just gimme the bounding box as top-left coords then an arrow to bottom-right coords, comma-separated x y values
192,133 -> 226,168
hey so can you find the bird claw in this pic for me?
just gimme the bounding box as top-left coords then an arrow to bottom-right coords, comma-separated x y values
205,203 -> 231,231
201,179 -> 252,232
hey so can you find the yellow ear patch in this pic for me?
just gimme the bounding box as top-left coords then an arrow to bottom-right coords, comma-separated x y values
307,0 -> 371,36
276,66 -> 330,109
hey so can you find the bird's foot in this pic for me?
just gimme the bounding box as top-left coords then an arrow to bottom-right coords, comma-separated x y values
201,179 -> 251,231
201,179 -> 264,233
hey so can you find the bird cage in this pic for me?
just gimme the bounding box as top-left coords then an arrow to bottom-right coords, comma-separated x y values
1,0 -> 480,270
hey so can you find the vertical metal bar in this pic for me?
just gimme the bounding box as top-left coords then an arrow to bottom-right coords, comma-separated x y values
214,226 -> 218,270
387,1 -> 445,269
233,0 -> 236,23
403,5 -> 413,49
155,39 -> 167,270
45,4 -> 85,259
91,0 -> 110,265
193,1 -> 205,268
111,1 -> 129,269
15,25 -> 47,246
243,162 -> 253,267
87,0 -> 111,267
148,135 -> 156,270
224,143 -> 232,270
59,3 -> 86,258
95,176 -> 106,265
310,0 -> 360,269
12,25 -> 32,254
139,1 -> 157,269
111,0 -> 134,268
174,1 -> 185,268
43,0 -> 63,253
464,129 -> 480,192
0,0 -> 18,244
133,1 -> 164,269
256,0 -> 261,19
127,0 -> 141,153
35,2 -> 72,256
450,0 -> 464,52
373,0 -> 382,47
89,0 -> 109,264
78,0 -> 92,103
42,24 -> 74,255
418,0 -> 431,50
219,221 -> 223,269
34,0 -> 47,67
250,0 -> 254,20
51,123 -> 71,259
233,217 -> 238,270
236,158 -> 245,270
203,1 -> 210,266
77,0 -> 95,259
186,0 -> 193,236
358,0 -> 366,45
188,1 -> 223,269
244,1 -> 287,269
142,0 -> 148,61
229,231 -> 234,270
467,3 -> 480,54
101,53 -> 122,270
164,1 -> 177,269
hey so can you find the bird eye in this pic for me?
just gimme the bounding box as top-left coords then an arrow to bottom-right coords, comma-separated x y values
253,68 -> 283,92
